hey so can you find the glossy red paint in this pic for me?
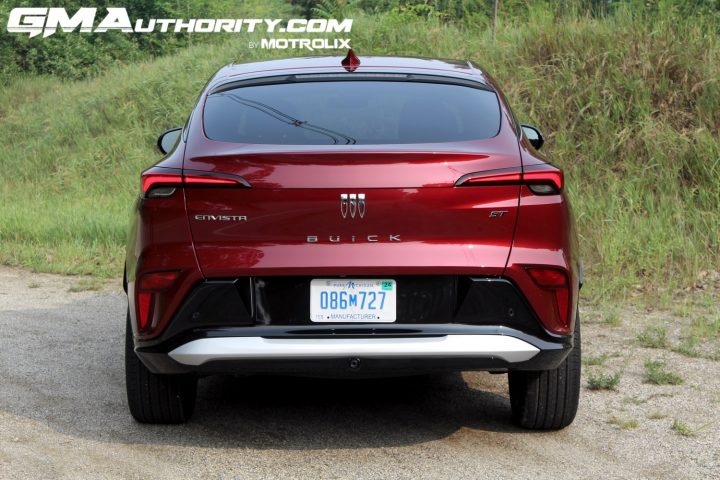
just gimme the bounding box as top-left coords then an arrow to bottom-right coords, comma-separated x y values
185,185 -> 519,278
125,55 -> 580,340
503,133 -> 580,335
126,142 -> 204,339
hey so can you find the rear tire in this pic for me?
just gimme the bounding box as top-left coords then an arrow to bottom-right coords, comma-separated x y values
125,310 -> 197,424
508,311 -> 581,430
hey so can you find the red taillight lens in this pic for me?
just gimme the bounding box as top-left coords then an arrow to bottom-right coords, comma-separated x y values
527,267 -> 571,332
527,268 -> 568,288
456,164 -> 563,194
139,271 -> 180,291
183,174 -> 238,186
456,168 -> 523,186
142,171 -> 182,195
137,291 -> 153,330
135,271 -> 180,332
555,287 -> 569,327
142,167 -> 183,198
523,164 -> 563,193
141,167 -> 249,197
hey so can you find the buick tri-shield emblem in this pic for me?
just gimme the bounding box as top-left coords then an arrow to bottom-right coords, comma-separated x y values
340,193 -> 365,219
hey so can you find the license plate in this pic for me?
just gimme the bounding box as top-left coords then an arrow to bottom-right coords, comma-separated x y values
310,279 -> 397,323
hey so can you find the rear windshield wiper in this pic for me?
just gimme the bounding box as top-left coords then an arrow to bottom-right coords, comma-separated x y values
218,93 -> 357,145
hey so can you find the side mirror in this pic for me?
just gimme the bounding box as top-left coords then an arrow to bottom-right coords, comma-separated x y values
521,124 -> 545,150
157,127 -> 182,154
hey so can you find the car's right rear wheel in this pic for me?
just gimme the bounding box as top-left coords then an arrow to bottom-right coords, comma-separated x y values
508,311 -> 581,430
125,310 -> 197,424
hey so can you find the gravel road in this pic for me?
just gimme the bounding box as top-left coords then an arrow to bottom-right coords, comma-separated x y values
1,266 -> 718,479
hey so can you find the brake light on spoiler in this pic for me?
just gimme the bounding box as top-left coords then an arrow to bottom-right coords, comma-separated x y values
141,167 -> 251,198
456,163 -> 563,195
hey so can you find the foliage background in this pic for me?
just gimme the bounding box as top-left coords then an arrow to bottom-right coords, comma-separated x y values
0,0 -> 239,79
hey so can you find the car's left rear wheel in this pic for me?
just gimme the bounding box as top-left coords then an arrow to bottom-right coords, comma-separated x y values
508,310 -> 581,430
125,310 -> 197,424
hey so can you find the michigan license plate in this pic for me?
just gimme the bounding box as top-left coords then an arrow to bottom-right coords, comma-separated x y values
310,279 -> 397,323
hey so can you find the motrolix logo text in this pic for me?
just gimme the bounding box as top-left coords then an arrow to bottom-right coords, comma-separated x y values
258,38 -> 352,50
6,8 -> 353,39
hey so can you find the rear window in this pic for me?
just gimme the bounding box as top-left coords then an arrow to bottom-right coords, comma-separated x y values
203,81 -> 500,145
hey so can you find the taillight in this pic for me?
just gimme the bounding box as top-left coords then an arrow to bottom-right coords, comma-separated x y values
456,168 -> 522,186
183,174 -> 239,186
523,164 -> 563,194
136,291 -> 153,331
142,169 -> 182,198
139,271 -> 180,290
456,164 -> 563,194
136,271 -> 180,332
526,267 -> 571,332
526,268 -> 567,288
141,167 -> 250,198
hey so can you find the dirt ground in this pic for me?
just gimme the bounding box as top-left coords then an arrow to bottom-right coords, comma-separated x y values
0,266 -> 718,479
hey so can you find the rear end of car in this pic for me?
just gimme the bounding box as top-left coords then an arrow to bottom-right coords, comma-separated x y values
124,56 -> 581,429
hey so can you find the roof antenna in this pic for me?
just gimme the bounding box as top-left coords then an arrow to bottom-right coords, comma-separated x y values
341,49 -> 360,72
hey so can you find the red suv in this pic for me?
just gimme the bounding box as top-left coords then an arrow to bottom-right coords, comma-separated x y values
124,53 -> 582,429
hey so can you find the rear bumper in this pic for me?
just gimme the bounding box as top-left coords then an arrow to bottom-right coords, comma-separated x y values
135,324 -> 573,376
132,276 -> 575,377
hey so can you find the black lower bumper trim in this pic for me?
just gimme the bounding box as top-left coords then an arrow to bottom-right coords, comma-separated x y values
139,276 -> 566,349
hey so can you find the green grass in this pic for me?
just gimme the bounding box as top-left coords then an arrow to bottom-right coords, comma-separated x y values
608,416 -> 639,430
583,353 -> 608,366
671,418 -> 707,437
67,277 -> 105,293
603,307 -> 622,327
672,337 -> 703,358
670,312 -> 720,359
689,315 -> 720,340
0,1 -> 718,292
587,370 -> 622,390
622,395 -> 645,406
648,411 -> 667,420
637,326 -> 670,349
644,359 -> 684,385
